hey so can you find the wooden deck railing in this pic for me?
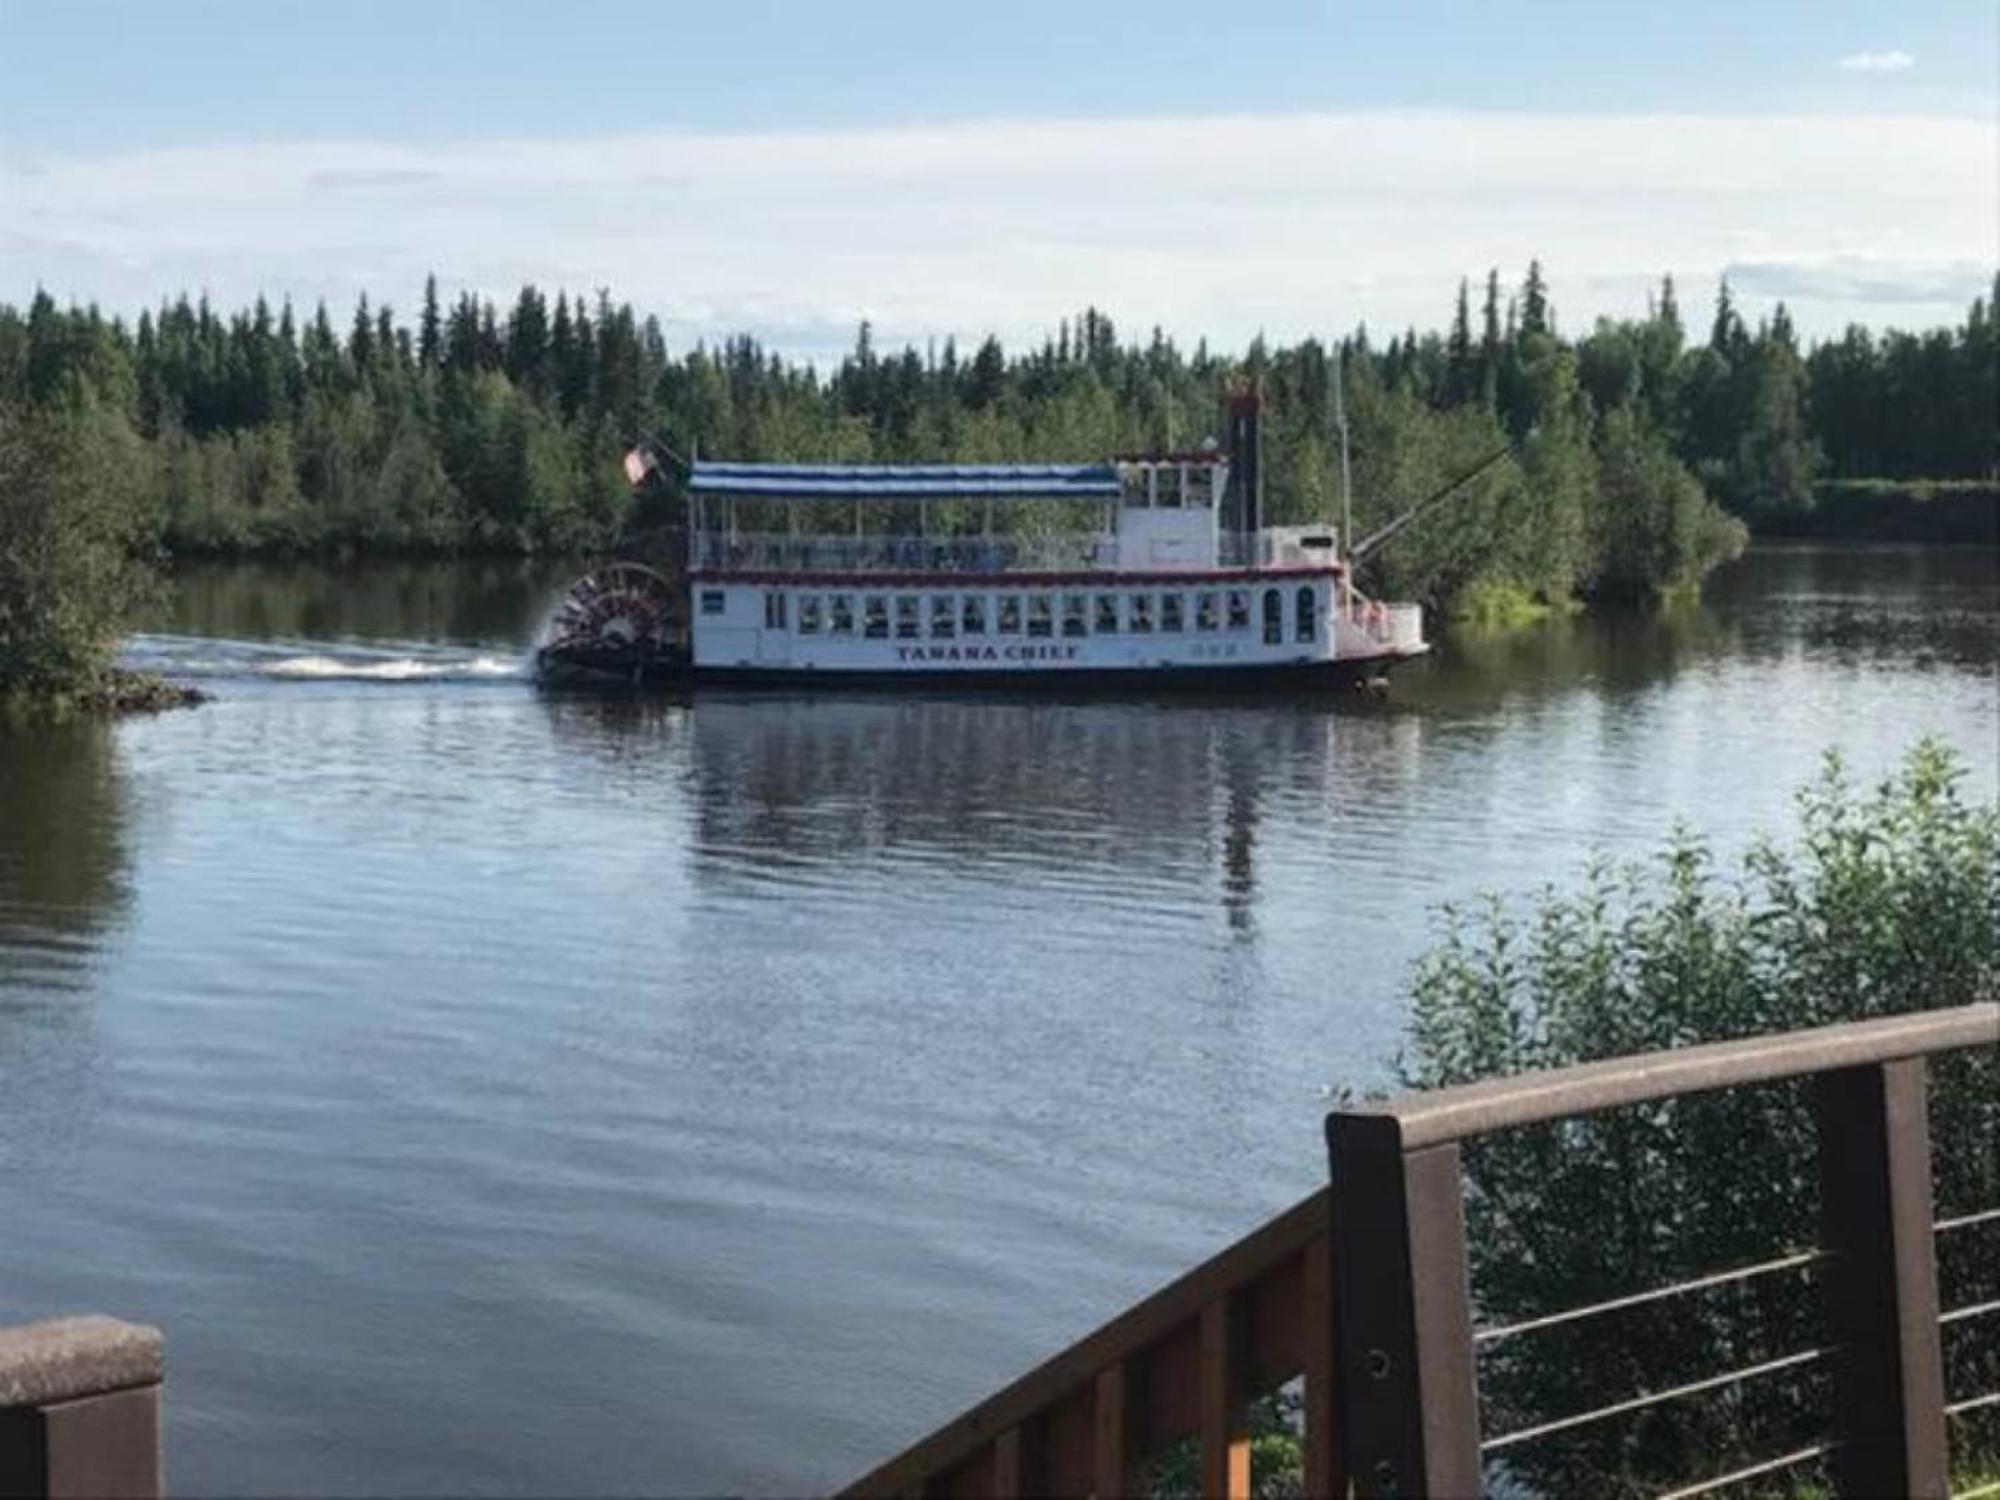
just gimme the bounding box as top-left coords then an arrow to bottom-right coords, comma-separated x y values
3,1007 -> 1989,1498
840,1188 -> 1337,1498
0,1316 -> 163,1499
844,1002 -> 1999,1498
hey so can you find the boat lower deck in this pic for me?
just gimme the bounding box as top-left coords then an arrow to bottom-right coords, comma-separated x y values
536,646 -> 1427,694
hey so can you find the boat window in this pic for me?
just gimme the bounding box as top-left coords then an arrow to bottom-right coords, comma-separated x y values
1063,594 -> 1088,638
700,590 -> 726,616
864,596 -> 888,638
1129,593 -> 1154,633
1263,589 -> 1282,644
998,594 -> 1022,634
1296,585 -> 1316,642
1187,466 -> 1212,508
1121,465 -> 1150,507
931,596 -> 956,638
798,596 -> 822,635
1195,592 -> 1219,631
895,595 -> 921,639
1027,593 -> 1054,638
1095,594 -> 1119,634
1227,590 -> 1250,630
1155,466 -> 1182,508
961,595 -> 987,636
764,591 -> 788,630
830,594 -> 855,634
1160,593 -> 1184,632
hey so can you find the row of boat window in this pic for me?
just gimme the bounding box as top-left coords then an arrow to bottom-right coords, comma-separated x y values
716,587 -> 1320,644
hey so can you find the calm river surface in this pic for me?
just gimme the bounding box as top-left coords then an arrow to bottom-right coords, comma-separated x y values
1,544 -> 1994,1494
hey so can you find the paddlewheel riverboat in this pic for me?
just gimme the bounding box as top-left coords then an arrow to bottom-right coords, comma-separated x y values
537,397 -> 1428,690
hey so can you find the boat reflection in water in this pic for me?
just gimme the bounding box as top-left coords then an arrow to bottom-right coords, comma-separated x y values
538,689 -> 1428,936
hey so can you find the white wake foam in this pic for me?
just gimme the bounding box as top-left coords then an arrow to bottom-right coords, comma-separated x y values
259,654 -> 523,682
120,634 -> 527,684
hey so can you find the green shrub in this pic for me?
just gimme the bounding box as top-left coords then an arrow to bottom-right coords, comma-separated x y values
1401,741 -> 1998,1495
0,397 -> 158,697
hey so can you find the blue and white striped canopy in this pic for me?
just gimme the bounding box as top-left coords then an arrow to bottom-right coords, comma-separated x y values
689,462 -> 1122,501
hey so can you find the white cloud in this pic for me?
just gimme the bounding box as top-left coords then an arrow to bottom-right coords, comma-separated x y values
1839,50 -> 1916,72
4,110 -> 1992,360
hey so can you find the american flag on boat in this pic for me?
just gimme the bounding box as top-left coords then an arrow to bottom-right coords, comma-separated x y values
622,446 -> 658,486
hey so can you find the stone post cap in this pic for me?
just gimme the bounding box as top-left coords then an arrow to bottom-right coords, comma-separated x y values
0,1316 -> 164,1407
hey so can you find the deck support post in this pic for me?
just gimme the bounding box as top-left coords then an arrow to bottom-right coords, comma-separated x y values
1302,1233 -> 1337,1498
1816,1058 -> 1949,1499
1093,1362 -> 1136,1499
1199,1296 -> 1250,1499
1326,1117 -> 1479,1498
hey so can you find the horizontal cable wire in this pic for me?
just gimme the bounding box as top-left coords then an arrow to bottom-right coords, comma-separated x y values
1652,1442 -> 1830,1500
1942,1298 -> 2000,1327
1482,1347 -> 1829,1453
1474,1249 -> 1825,1347
1947,1390 -> 2000,1418
1937,1207 -> 2000,1234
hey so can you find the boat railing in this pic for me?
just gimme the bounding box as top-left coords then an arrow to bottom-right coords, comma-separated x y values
1219,529 -> 1344,570
689,532 -> 1116,575
1376,601 -> 1425,651
691,531 -> 1356,577
1337,592 -> 1426,654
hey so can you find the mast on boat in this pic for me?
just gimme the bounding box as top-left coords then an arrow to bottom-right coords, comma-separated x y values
1333,338 -> 1353,610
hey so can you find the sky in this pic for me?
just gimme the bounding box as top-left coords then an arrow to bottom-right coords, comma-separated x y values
3,0 -> 1996,361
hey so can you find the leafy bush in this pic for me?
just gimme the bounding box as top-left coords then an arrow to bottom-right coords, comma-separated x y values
0,397 -> 158,698
1401,741 -> 1998,1494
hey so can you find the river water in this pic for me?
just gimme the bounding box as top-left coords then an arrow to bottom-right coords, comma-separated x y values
0,544 -> 1993,1494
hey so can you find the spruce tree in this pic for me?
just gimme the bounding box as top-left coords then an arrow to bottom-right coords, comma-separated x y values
1709,278 -> 1742,355
1519,260 -> 1551,340
348,294 -> 375,375
1478,270 -> 1502,408
1445,278 -> 1474,405
966,336 -> 1005,411
419,275 -> 442,370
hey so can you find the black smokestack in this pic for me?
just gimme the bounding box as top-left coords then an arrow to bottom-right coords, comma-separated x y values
1223,389 -> 1262,536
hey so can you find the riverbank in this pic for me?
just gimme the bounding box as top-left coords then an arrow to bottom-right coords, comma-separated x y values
1,668 -> 204,722
1759,479 -> 2000,547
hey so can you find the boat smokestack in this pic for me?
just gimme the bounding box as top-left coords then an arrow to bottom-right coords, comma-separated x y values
1223,389 -> 1262,537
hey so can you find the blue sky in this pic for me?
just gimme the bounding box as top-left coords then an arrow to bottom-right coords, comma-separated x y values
4,1 -> 1995,355
7,0 -> 1995,145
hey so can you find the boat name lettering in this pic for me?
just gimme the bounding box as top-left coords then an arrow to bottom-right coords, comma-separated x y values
894,644 -> 1079,664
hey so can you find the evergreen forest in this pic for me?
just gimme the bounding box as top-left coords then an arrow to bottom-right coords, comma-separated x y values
1,266 -> 1993,617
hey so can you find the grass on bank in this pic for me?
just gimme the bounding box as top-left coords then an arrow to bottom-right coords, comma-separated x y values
0,668 -> 202,725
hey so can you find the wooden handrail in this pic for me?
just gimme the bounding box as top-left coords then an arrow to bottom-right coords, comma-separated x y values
0,1316 -> 164,1500
1328,1003 -> 1996,1498
1345,1002 -> 1997,1149
843,1004 -> 1998,1497
841,1189 -> 1329,1496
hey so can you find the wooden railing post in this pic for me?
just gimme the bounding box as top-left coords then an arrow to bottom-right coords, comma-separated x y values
844,1008 -> 1995,1499
1093,1362 -> 1136,1498
1326,1115 -> 1480,1499
1198,1297 -> 1249,1499
0,1317 -> 164,1500
1816,1058 -> 1949,1499
1301,1235 -> 1337,1499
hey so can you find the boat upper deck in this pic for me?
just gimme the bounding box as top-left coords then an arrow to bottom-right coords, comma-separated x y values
682,455 -> 1345,578
688,462 -> 1123,501
687,530 -> 1347,578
